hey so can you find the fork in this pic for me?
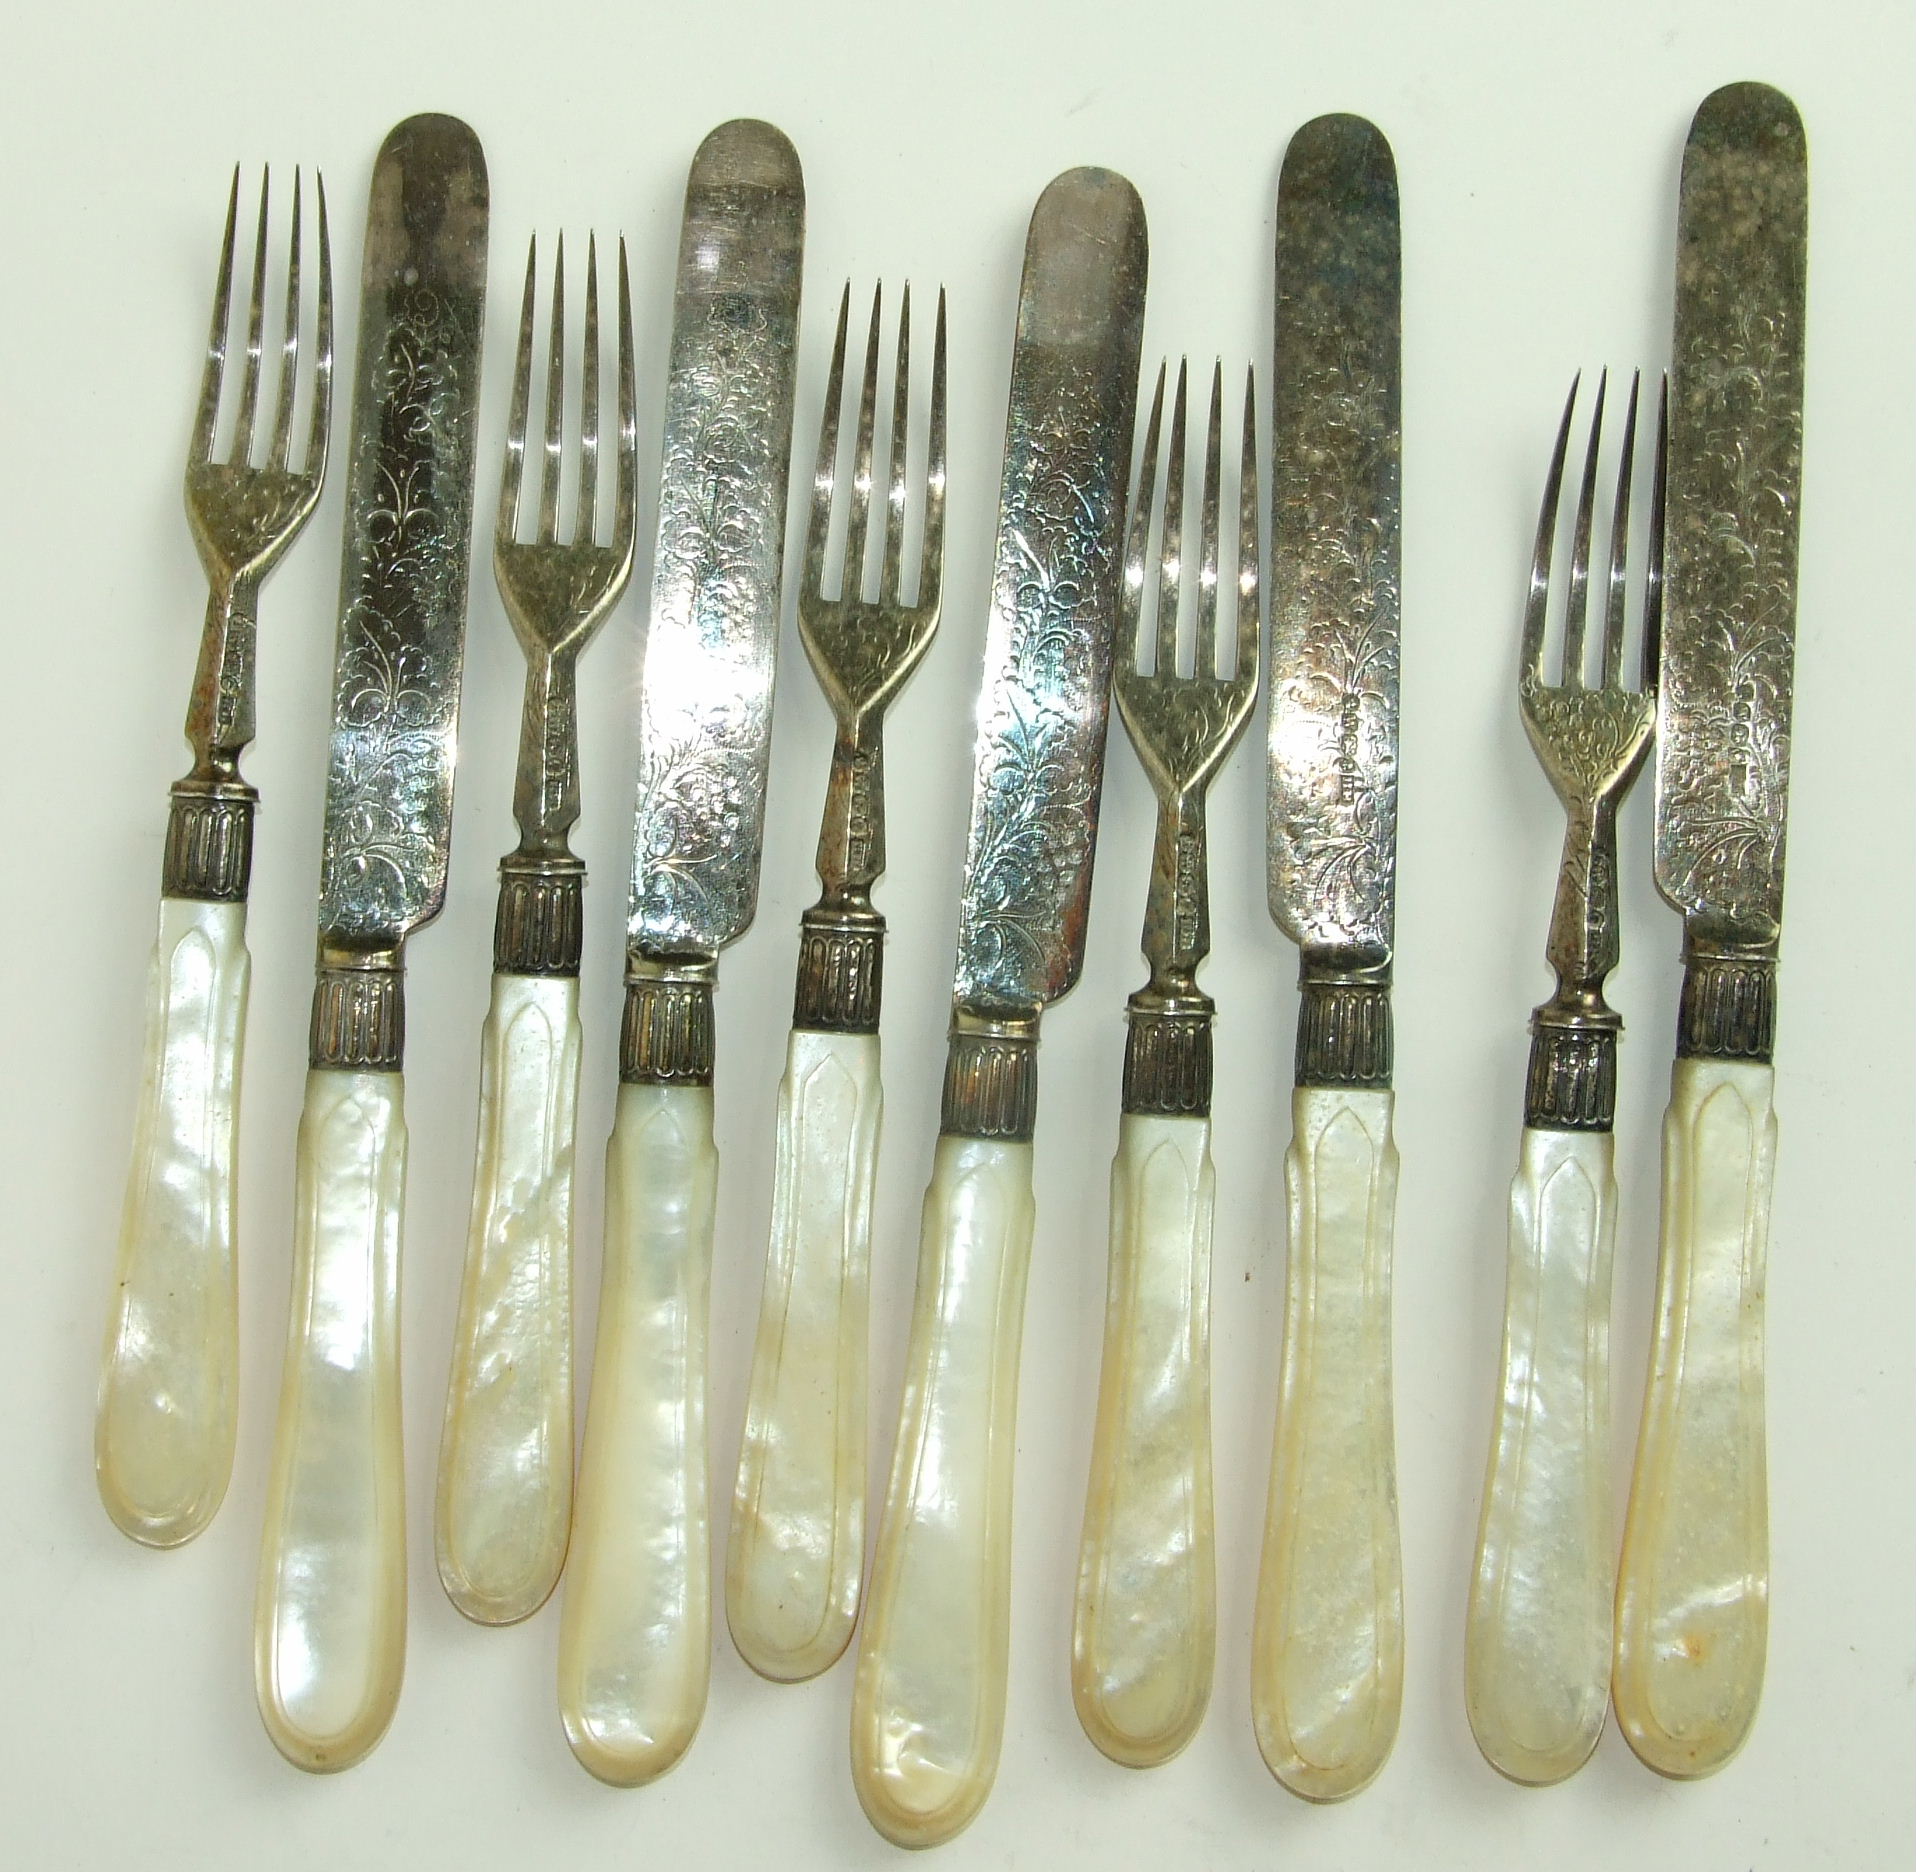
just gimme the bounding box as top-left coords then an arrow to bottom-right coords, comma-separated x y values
727,281 -> 945,1681
436,234 -> 636,1625
1464,371 -> 1662,1784
1071,361 -> 1258,1767
97,168 -> 332,1548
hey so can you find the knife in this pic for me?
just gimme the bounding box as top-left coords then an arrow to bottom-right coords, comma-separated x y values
1614,80 -> 1806,1779
253,113 -> 488,1774
850,167 -> 1146,1849
556,119 -> 803,1788
1251,112 -> 1403,1803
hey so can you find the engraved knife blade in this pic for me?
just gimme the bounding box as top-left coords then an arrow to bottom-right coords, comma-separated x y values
624,119 -> 805,979
1266,112 -> 1401,1042
1252,113 -> 1405,1803
1615,80 -> 1807,1781
255,112 -> 488,1774
948,168 -> 1149,1042
1653,81 -> 1806,1013
850,167 -> 1145,1849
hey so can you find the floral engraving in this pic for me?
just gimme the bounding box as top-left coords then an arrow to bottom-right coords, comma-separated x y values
320,283 -> 480,940
630,294 -> 794,952
954,360 -> 1127,1009
1268,336 -> 1400,962
1657,259 -> 1802,937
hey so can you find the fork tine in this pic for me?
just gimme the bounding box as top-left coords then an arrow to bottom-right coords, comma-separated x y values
1236,365 -> 1260,684
575,234 -> 601,547
880,283 -> 913,605
230,169 -> 271,467
498,237 -> 538,547
917,287 -> 948,616
804,284 -> 851,603
1561,368 -> 1607,688
1601,371 -> 1643,689
612,239 -> 639,567
268,171 -> 302,471
845,284 -> 882,602
1155,361 -> 1189,676
1523,374 -> 1580,683
538,234 -> 566,544
305,174 -> 334,481
1196,361 -> 1223,676
1644,373 -> 1669,697
191,168 -> 241,465
1121,365 -> 1167,676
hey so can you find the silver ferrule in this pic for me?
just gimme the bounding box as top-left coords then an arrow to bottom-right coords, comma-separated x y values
1295,958 -> 1393,1089
310,945 -> 405,1072
494,854 -> 585,977
1676,939 -> 1778,1063
792,905 -> 883,1034
940,1007 -> 1040,1142
620,954 -> 716,1087
162,775 -> 258,902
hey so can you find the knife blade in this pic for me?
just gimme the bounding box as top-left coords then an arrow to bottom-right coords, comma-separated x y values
1615,79 -> 1806,1779
557,118 -> 803,1789
253,113 -> 488,1774
1252,112 -> 1404,1803
850,166 -> 1146,1849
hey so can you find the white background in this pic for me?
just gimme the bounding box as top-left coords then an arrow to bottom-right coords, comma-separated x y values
4,1 -> 1911,1865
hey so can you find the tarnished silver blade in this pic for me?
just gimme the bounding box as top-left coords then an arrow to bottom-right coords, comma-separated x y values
950,168 -> 1147,1018
1267,115 -> 1401,971
626,119 -> 804,960
317,115 -> 488,947
1654,83 -> 1806,950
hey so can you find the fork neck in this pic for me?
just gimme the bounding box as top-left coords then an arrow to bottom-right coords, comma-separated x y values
812,715 -> 885,917
508,644 -> 583,864
182,576 -> 260,784
1124,792 -> 1217,1117
1527,794 -> 1624,1130
1136,789 -> 1211,1004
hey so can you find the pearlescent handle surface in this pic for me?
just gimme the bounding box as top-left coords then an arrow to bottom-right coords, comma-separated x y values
98,896 -> 249,1546
436,973 -> 581,1625
559,1083 -> 717,1786
1253,1085 -> 1402,1801
1466,1126 -> 1617,1785
256,1070 -> 407,1772
1614,1058 -> 1774,1778
852,1136 -> 1036,1848
1073,1113 -> 1215,1767
728,1028 -> 880,1682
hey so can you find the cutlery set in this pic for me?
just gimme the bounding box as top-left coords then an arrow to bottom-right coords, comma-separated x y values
95,82 -> 1806,1839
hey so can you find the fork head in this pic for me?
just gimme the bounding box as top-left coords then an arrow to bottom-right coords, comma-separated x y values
1518,369 -> 1662,815
185,167 -> 333,589
493,233 -> 638,660
1114,360 -> 1261,809
798,281 -> 947,726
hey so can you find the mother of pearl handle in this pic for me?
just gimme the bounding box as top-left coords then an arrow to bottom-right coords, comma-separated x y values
436,973 -> 581,1625
1072,1112 -> 1215,1767
727,1027 -> 881,1682
1465,1125 -> 1617,1784
851,1134 -> 1036,1848
558,1082 -> 718,1786
255,1069 -> 408,1772
98,896 -> 249,1547
1614,1056 -> 1775,1777
1252,1084 -> 1403,1801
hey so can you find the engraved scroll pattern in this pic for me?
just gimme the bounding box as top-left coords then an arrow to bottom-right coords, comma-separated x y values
320,286 -> 478,939
630,298 -> 789,955
955,363 -> 1122,1011
1268,337 -> 1399,961
1657,287 -> 1801,935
